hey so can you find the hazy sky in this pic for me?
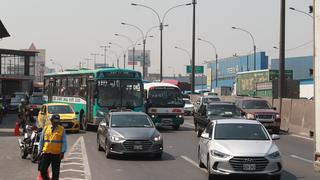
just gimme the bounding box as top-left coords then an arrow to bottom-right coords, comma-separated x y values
0,0 -> 313,76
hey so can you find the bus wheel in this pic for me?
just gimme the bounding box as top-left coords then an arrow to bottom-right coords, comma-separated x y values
173,125 -> 180,130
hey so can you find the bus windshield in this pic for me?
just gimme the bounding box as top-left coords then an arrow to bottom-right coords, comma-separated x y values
97,79 -> 143,108
148,87 -> 184,107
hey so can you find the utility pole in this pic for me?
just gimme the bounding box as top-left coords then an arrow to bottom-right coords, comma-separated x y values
314,0 -> 320,171
191,0 -> 197,94
100,46 -> 108,66
278,0 -> 286,118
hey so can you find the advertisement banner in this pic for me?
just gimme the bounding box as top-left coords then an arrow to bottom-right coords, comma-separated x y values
128,49 -> 150,67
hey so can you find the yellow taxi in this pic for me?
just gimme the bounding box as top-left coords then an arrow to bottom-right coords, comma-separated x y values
37,103 -> 80,133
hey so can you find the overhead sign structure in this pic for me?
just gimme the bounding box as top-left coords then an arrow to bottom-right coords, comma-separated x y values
186,65 -> 204,74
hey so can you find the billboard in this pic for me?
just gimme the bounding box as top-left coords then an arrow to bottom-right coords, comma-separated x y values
128,49 -> 150,67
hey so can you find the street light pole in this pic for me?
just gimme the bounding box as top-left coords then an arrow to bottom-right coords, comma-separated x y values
191,0 -> 197,94
109,42 -> 126,69
232,26 -> 257,70
131,2 -> 191,81
174,46 -> 192,84
115,33 -> 135,70
100,45 -> 109,67
90,53 -> 101,69
197,38 -> 218,89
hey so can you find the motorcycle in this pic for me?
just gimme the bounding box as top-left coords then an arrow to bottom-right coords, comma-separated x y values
18,124 -> 42,163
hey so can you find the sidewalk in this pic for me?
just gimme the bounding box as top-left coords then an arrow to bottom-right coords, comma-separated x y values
0,113 -> 20,136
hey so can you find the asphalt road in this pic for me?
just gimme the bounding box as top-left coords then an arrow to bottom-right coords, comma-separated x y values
0,114 -> 320,180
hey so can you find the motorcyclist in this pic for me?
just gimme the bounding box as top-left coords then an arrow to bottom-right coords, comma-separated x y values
18,98 -> 29,133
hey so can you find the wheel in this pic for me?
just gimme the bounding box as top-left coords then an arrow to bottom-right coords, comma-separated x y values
273,128 -> 280,134
20,147 -> 28,159
105,140 -> 112,159
97,135 -> 103,151
31,147 -> 38,163
269,175 -> 281,180
207,155 -> 214,180
197,129 -> 202,137
173,125 -> 180,130
198,148 -> 205,168
153,152 -> 162,160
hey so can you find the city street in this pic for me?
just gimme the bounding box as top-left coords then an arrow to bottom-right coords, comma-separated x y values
0,114 -> 319,180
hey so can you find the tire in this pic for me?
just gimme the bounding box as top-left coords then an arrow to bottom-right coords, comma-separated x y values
20,147 -> 28,159
105,141 -> 112,159
31,147 -> 38,163
207,155 -> 214,180
269,175 -> 281,180
97,135 -> 103,151
198,148 -> 205,168
154,152 -> 162,160
197,129 -> 202,137
173,125 -> 180,130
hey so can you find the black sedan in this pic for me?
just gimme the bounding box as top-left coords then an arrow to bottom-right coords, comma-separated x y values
97,112 -> 163,159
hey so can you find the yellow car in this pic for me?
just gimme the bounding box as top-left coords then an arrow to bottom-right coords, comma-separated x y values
37,103 -> 80,133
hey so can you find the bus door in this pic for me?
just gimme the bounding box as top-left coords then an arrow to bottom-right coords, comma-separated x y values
86,77 -> 95,124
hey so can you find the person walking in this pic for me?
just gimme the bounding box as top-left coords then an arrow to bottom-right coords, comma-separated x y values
38,114 -> 67,180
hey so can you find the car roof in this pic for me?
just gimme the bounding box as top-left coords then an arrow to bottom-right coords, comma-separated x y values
213,119 -> 261,125
111,112 -> 147,116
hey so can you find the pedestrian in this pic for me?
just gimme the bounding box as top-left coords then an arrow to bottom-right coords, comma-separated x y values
38,114 -> 67,180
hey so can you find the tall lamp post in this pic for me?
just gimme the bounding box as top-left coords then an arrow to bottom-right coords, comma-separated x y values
115,33 -> 136,70
107,48 -> 120,68
90,53 -> 103,69
100,45 -> 110,66
131,2 -> 192,81
197,38 -> 218,89
109,42 -> 126,69
121,22 -> 148,79
174,46 -> 192,84
232,26 -> 257,70
50,59 -> 63,72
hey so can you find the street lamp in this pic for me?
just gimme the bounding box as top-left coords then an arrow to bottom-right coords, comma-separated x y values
100,45 -> 110,66
289,7 -> 313,18
50,59 -> 63,72
131,2 -> 191,81
90,53 -> 103,69
121,22 -> 148,79
232,26 -> 257,70
109,42 -> 126,69
174,46 -> 192,84
115,33 -> 136,70
197,38 -> 218,89
106,48 -> 120,68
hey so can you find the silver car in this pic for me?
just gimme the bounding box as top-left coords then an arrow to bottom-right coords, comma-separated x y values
97,112 -> 163,159
198,119 -> 282,180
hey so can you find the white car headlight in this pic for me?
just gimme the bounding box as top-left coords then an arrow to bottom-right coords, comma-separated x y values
275,113 -> 281,119
110,135 -> 124,142
268,151 -> 280,159
153,135 -> 161,142
210,150 -> 230,158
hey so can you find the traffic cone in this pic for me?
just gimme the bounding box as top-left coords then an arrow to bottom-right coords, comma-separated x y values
14,122 -> 20,136
36,170 -> 51,180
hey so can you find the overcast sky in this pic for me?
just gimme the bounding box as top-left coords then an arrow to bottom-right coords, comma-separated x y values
0,0 -> 313,76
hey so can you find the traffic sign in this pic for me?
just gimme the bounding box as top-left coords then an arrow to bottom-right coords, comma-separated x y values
186,65 -> 204,74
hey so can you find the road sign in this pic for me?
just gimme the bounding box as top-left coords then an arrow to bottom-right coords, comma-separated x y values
186,65 -> 204,74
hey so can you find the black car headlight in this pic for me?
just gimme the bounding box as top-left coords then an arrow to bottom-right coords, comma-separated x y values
268,151 -> 280,159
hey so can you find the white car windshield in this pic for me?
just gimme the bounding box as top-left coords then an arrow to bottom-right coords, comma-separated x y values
214,123 -> 270,140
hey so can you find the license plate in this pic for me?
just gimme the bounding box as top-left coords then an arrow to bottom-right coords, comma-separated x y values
133,145 -> 143,150
162,118 -> 172,124
61,123 -> 68,127
243,164 -> 256,171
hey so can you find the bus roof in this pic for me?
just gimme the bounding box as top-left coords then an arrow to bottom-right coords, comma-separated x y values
144,82 -> 180,90
44,68 -> 141,77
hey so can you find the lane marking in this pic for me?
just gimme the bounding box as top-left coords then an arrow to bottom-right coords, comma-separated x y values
180,155 -> 207,173
64,157 -> 83,160
80,136 -> 92,180
61,162 -> 84,166
184,122 -> 195,127
290,155 -> 313,164
60,178 -> 85,180
289,134 -> 314,141
60,169 -> 85,173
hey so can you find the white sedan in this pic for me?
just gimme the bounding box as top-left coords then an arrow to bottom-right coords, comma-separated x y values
198,119 -> 282,180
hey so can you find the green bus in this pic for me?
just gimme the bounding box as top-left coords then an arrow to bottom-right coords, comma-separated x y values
44,68 -> 144,130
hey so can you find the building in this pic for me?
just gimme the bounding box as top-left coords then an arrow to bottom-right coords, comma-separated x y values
206,52 -> 269,89
0,48 -> 38,96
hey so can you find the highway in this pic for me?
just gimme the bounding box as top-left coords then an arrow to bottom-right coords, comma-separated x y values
0,115 -> 319,180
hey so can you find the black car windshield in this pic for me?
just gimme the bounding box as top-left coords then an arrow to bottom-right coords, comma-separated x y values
203,97 -> 220,104
148,88 -> 184,107
242,100 -> 271,109
30,96 -> 44,105
97,79 -> 143,108
207,104 -> 241,117
215,124 -> 269,140
111,114 -> 153,128
48,105 -> 74,114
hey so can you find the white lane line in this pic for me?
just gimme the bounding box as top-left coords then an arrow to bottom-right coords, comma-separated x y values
60,169 -> 85,173
290,155 -> 313,164
80,136 -> 92,180
184,122 -> 195,127
61,162 -> 84,166
289,134 -> 314,141
180,155 -> 207,173
69,152 -> 83,155
60,178 -> 85,180
64,157 -> 83,160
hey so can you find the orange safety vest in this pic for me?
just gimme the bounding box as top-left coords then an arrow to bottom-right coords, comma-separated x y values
42,125 -> 64,154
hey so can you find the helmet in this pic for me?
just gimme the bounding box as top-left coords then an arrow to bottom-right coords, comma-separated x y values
50,114 -> 60,123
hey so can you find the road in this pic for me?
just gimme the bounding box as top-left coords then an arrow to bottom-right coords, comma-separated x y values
0,114 -> 319,180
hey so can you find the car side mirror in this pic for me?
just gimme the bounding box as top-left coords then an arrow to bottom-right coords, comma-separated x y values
271,134 -> 280,140
201,133 -> 210,139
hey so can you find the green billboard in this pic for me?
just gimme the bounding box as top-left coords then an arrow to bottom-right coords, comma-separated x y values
186,65 -> 204,74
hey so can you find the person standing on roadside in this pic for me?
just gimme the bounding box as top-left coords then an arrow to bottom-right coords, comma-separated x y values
38,114 -> 67,180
